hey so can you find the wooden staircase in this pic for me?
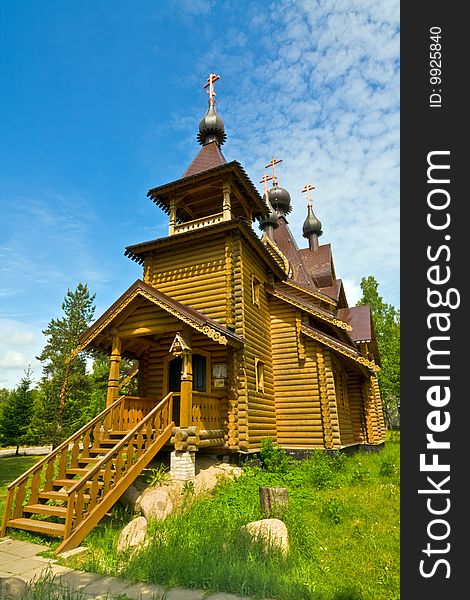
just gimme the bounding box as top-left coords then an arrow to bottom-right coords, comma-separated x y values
1,393 -> 174,554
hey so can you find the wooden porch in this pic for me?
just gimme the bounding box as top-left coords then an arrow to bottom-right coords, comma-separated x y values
0,390 -> 227,554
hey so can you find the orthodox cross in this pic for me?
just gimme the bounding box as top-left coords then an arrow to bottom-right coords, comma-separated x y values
260,173 -> 273,198
204,73 -> 220,105
265,158 -> 282,185
302,183 -> 316,207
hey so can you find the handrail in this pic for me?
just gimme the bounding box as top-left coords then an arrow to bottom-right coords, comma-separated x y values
192,391 -> 224,400
66,392 -> 173,497
5,395 -> 127,491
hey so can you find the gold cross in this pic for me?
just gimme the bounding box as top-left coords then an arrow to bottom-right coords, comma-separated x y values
301,183 -> 316,207
260,173 -> 273,197
203,73 -> 220,104
264,157 -> 283,185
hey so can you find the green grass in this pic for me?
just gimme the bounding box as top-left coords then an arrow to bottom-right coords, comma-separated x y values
0,455 -> 41,516
66,434 -> 400,600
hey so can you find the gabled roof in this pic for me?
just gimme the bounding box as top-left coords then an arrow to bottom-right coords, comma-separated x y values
272,217 -> 317,289
125,218 -> 288,281
69,279 -> 244,360
268,284 -> 352,332
300,323 -> 379,374
181,141 -> 227,178
299,244 -> 335,288
337,305 -> 381,365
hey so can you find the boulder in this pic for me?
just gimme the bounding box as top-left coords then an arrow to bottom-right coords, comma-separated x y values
117,516 -> 148,554
136,487 -> 173,521
241,518 -> 289,556
0,576 -> 27,599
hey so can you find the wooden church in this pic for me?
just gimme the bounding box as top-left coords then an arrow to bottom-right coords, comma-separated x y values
2,74 -> 385,552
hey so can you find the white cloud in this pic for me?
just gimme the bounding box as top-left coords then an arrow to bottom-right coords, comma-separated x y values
0,319 -> 43,389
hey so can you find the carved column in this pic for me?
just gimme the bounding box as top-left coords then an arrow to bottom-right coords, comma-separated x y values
222,182 -> 231,221
180,352 -> 193,427
169,196 -> 177,235
106,334 -> 121,407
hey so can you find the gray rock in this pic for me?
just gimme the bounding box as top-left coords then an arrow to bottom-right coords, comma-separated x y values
241,518 -> 289,556
0,576 -> 27,599
136,488 -> 173,521
117,516 -> 148,554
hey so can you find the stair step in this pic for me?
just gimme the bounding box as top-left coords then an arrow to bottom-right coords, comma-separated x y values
52,479 -> 79,488
77,456 -> 101,464
66,467 -> 91,475
7,518 -> 65,537
38,489 -> 91,501
24,504 -> 67,518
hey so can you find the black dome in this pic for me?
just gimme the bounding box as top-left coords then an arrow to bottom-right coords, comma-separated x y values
268,183 -> 292,214
259,196 -> 279,230
197,103 -> 227,146
302,205 -> 322,238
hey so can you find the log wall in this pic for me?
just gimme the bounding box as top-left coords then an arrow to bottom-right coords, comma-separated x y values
233,234 -> 276,450
144,235 -> 227,323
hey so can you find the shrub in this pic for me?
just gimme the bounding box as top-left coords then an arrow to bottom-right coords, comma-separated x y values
259,438 -> 291,473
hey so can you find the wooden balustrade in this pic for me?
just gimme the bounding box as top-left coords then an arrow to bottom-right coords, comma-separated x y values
1,393 -> 172,549
173,212 -> 225,235
57,392 -> 174,553
191,391 -> 224,431
1,395 -> 127,536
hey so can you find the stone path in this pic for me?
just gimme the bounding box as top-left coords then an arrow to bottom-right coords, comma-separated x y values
0,538 -> 250,600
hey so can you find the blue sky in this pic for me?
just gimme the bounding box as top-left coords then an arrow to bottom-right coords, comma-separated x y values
0,0 -> 399,389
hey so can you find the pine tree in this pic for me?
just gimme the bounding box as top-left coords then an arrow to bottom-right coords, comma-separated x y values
357,276 -> 400,428
0,367 -> 35,454
30,283 -> 96,446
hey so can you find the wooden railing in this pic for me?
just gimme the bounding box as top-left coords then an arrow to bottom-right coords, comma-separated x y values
58,392 -> 174,553
1,395 -> 129,534
191,391 -> 225,431
173,212 -> 225,235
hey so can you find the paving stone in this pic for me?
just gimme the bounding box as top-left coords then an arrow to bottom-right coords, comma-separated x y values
165,588 -> 206,600
81,574 -> 133,596
55,569 -> 104,591
0,552 -> 16,567
1,557 -> 49,576
118,581 -> 166,599
0,539 -> 49,557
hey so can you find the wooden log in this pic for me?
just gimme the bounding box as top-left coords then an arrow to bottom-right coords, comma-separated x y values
259,486 -> 289,518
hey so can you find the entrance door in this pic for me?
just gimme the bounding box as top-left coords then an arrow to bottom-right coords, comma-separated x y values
169,357 -> 182,426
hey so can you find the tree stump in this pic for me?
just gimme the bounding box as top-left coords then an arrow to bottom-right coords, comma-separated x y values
259,486 -> 289,518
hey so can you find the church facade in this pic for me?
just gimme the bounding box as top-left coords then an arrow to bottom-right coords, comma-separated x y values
2,74 -> 386,552
78,73 -> 386,457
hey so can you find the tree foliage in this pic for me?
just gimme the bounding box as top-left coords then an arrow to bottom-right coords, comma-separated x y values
29,283 -> 96,446
356,276 -> 400,428
0,367 -> 35,453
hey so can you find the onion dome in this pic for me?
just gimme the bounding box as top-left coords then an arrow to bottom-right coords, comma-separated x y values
302,204 -> 322,238
259,195 -> 279,231
268,182 -> 292,215
197,102 -> 227,146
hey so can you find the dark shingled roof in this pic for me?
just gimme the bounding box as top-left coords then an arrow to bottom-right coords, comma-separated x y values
181,141 -> 227,178
299,245 -> 334,288
337,305 -> 380,365
272,217 -> 317,289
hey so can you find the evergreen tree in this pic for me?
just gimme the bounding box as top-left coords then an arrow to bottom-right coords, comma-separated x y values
356,276 -> 400,428
0,367 -> 35,453
29,283 -> 96,446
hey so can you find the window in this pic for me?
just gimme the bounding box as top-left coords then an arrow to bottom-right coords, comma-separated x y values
252,275 -> 261,307
255,358 -> 265,392
192,354 -> 207,391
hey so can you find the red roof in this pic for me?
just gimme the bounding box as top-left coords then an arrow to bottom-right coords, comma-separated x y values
181,141 -> 227,178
